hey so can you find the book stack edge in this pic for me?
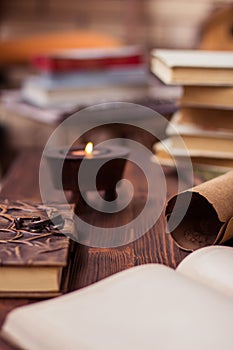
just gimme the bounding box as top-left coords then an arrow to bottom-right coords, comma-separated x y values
21,45 -> 149,109
151,49 -> 233,177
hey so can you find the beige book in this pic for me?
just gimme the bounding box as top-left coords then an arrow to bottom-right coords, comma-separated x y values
1,246 -> 233,350
150,49 -> 233,85
171,134 -> 233,156
180,86 -> 233,108
157,132 -> 233,160
153,139 -> 233,169
168,108 -> 233,137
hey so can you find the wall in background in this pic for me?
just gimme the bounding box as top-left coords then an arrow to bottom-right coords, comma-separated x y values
0,0 -> 232,48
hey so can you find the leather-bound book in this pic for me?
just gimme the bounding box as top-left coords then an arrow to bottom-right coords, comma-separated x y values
0,199 -> 75,298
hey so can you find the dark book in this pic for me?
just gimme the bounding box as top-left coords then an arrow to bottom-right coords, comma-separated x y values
0,199 -> 74,297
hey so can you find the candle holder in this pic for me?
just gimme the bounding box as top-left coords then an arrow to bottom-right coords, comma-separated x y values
45,144 -> 130,213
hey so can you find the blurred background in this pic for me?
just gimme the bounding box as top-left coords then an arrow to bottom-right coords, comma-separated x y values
0,0 -> 232,49
0,0 -> 232,179
0,0 -> 232,48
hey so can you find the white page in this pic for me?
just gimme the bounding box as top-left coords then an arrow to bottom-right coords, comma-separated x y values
177,246 -> 233,297
2,263 -> 233,350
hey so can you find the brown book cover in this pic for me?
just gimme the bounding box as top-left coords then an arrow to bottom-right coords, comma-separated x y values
180,86 -> 233,109
0,199 -> 75,297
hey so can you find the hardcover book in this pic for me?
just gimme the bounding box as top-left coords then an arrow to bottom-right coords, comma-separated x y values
154,135 -> 233,158
150,49 -> 233,85
32,45 -> 144,73
0,200 -> 74,297
2,246 -> 233,350
154,107 -> 233,169
21,68 -> 148,108
153,139 -> 233,170
168,108 -> 233,137
180,86 -> 233,108
164,134 -> 233,157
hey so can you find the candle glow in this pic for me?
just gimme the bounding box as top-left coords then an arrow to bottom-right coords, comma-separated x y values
68,142 -> 98,157
85,142 -> 94,156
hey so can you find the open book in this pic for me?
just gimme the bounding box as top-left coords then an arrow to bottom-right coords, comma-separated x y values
1,246 -> 233,350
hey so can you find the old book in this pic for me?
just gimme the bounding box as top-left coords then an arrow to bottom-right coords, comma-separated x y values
21,66 -> 148,108
150,49 -> 233,85
21,81 -> 148,108
161,133 -> 233,158
153,139 -> 233,170
154,107 -> 233,169
0,200 -> 74,297
166,170 -> 233,251
161,108 -> 233,156
32,46 -> 144,73
168,108 -> 233,137
180,86 -> 233,108
172,134 -> 233,155
1,245 -> 233,350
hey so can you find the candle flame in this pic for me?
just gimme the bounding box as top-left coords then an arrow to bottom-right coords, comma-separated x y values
85,142 -> 94,155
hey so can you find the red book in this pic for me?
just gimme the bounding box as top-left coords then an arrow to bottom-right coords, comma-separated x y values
32,46 -> 145,73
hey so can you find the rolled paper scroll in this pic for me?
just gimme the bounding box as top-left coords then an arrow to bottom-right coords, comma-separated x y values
166,170 -> 233,251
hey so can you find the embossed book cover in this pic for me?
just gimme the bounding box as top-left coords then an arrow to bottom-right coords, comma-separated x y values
0,200 -> 74,297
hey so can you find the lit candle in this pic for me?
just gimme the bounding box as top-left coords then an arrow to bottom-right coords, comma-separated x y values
46,143 -> 130,206
69,142 -> 100,158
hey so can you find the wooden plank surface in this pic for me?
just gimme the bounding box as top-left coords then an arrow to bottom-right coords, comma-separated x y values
0,147 -> 190,350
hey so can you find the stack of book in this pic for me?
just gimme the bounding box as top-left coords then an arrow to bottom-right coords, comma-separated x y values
21,45 -> 148,108
151,49 -> 233,172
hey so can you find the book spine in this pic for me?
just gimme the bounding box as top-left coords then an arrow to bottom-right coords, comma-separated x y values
32,55 -> 144,73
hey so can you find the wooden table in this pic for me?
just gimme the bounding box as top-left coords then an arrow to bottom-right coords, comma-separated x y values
0,147 -> 191,350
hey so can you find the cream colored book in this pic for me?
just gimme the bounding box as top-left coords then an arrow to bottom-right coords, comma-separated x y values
154,136 -> 233,159
153,139 -> 233,172
1,246 -> 233,350
150,49 -> 233,85
171,134 -> 233,156
158,115 -> 233,159
153,139 -> 233,169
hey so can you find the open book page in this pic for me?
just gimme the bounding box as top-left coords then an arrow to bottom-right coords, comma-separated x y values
177,246 -> 233,298
2,262 -> 233,350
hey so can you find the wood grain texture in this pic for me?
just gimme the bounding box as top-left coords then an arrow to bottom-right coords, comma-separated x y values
0,147 -> 190,350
